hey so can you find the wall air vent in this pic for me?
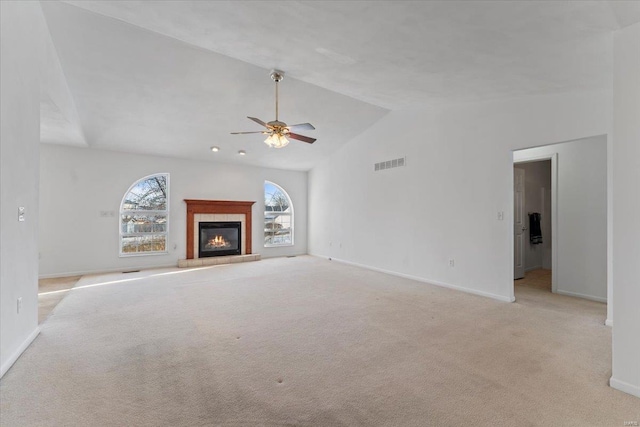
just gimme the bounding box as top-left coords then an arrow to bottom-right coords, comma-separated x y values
374,157 -> 406,172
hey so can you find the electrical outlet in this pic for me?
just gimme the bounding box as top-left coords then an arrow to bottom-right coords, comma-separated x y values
497,211 -> 504,221
18,207 -> 25,222
17,297 -> 22,314
448,259 -> 455,268
339,242 -> 342,248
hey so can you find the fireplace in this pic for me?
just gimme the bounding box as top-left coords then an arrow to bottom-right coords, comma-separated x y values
180,200 -> 258,268
184,200 -> 255,260
199,222 -> 241,258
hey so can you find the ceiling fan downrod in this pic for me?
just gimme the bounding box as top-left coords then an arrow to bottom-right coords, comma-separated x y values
271,70 -> 284,122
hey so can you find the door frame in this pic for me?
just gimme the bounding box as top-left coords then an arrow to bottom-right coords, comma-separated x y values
513,167 -> 526,280
512,152 -> 558,294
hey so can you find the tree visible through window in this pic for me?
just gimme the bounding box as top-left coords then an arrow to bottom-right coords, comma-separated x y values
120,174 -> 169,255
264,181 -> 293,246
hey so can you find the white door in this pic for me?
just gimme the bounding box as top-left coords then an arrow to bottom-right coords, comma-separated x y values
514,167 -> 526,279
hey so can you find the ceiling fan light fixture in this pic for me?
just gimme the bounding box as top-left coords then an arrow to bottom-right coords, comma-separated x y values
264,133 -> 289,148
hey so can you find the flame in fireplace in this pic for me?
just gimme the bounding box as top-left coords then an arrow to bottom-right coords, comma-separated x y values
206,235 -> 231,249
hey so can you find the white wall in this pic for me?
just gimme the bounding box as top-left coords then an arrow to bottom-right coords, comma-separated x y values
39,145 -> 307,277
514,136 -> 607,302
611,21 -> 640,399
514,161 -> 551,272
0,2 -> 45,377
309,90 -> 609,303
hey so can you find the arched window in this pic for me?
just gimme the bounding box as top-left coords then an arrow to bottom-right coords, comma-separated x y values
264,181 -> 293,247
120,173 -> 169,256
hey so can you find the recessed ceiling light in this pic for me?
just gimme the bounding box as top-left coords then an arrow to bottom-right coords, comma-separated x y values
238,150 -> 246,156
210,146 -> 220,152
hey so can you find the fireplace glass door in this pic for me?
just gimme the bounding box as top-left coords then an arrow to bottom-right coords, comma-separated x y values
199,222 -> 241,258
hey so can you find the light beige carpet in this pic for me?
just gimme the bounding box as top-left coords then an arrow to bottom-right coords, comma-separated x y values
1,256 -> 638,426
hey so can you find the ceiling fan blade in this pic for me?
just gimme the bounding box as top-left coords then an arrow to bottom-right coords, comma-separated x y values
288,132 -> 316,144
287,123 -> 315,131
247,116 -> 270,128
230,131 -> 268,135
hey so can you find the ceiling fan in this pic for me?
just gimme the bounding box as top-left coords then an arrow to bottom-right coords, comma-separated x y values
231,70 -> 316,148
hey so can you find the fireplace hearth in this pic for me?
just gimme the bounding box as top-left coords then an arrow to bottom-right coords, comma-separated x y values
199,222 -> 241,258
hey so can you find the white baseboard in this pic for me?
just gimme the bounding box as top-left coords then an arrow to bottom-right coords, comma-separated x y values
38,263 -> 178,279
310,254 -> 515,303
605,319 -> 613,327
610,377 -> 640,398
1,326 -> 41,379
555,289 -> 607,303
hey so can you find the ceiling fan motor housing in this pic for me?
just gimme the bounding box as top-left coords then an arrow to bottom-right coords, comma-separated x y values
268,120 -> 287,129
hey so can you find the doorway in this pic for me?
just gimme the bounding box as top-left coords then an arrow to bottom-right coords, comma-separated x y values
512,135 -> 608,307
513,158 -> 554,293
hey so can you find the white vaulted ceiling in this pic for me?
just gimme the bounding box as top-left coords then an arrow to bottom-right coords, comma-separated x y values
40,1 -> 634,170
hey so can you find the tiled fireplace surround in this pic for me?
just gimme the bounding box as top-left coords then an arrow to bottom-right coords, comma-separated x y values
178,200 -> 260,268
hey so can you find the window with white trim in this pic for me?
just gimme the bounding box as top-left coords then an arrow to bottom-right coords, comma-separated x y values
120,173 -> 169,256
264,181 -> 293,247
